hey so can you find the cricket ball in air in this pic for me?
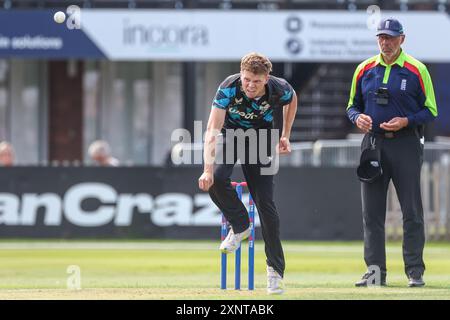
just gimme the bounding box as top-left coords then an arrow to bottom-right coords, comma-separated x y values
54,11 -> 66,24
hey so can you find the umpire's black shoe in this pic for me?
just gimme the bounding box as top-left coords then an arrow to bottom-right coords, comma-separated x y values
355,271 -> 387,287
408,271 -> 425,287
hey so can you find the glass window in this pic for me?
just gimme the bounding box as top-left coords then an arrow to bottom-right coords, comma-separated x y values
8,60 -> 47,165
0,59 -> 9,141
84,61 -> 155,165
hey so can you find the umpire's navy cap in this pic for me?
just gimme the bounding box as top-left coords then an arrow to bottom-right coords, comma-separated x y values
376,18 -> 404,37
357,147 -> 383,183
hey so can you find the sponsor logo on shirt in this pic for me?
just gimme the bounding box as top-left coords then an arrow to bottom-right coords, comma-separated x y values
229,107 -> 259,120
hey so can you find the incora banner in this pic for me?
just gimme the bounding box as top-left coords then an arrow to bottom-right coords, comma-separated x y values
1,10 -> 450,61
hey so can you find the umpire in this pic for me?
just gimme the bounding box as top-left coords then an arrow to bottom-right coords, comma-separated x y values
347,18 -> 438,287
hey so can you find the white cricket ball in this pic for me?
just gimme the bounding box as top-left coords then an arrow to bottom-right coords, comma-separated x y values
54,11 -> 66,24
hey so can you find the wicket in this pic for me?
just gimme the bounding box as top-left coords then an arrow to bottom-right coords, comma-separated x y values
220,181 -> 255,290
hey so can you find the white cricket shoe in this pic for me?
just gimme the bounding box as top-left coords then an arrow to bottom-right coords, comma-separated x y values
219,226 -> 251,254
267,266 -> 284,295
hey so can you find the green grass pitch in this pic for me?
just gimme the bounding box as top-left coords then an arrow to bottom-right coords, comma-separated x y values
0,240 -> 449,299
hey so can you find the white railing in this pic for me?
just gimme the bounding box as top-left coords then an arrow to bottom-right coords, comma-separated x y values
387,159 -> 450,241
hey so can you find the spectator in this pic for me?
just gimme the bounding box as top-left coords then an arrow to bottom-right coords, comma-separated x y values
88,140 -> 119,167
0,141 -> 15,166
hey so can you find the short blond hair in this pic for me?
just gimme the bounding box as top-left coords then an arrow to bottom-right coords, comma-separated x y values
0,141 -> 14,154
240,52 -> 272,75
88,140 -> 111,157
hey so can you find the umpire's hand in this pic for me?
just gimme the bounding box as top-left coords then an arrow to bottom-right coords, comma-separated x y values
380,117 -> 408,131
356,114 -> 373,133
